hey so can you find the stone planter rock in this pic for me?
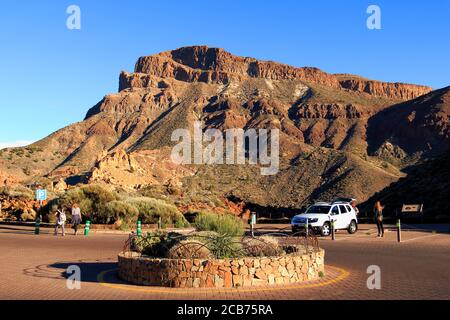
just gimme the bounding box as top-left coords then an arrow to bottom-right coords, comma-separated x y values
118,249 -> 325,288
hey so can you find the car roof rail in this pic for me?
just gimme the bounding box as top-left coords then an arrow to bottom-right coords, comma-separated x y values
332,201 -> 350,205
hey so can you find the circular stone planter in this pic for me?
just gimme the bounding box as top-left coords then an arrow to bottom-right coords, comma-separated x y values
118,249 -> 325,288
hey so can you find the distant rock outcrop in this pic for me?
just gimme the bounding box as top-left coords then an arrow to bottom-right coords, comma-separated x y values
121,46 -> 432,101
338,77 -> 432,101
368,86 -> 450,163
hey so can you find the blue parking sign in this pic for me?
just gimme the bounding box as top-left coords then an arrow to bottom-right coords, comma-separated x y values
36,189 -> 47,201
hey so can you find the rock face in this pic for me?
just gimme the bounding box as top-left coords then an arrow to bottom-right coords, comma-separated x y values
0,196 -> 41,222
53,178 -> 68,192
88,149 -> 195,189
0,169 -> 19,186
124,46 -> 339,89
121,46 -> 432,101
368,86 -> 450,163
0,46 -> 447,211
337,76 -> 433,101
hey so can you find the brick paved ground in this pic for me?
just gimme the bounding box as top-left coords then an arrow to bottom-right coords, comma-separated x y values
0,224 -> 449,300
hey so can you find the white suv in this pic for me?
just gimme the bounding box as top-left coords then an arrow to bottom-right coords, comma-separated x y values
291,201 -> 358,236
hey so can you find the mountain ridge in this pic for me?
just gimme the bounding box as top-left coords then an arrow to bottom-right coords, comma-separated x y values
119,46 -> 432,101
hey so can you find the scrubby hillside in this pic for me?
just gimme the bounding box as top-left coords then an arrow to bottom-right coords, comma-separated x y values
367,86 -> 450,166
362,151 -> 450,220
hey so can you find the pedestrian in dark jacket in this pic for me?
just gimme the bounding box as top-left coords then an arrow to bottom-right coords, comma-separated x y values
374,201 -> 384,238
71,203 -> 82,236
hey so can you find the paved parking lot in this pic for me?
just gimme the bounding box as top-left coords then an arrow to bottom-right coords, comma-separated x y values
0,224 -> 449,300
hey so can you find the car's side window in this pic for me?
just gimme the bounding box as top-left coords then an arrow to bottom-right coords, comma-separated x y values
339,205 -> 348,213
331,206 -> 339,215
345,205 -> 352,212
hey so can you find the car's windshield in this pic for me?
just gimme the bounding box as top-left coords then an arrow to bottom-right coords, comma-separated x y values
305,205 -> 330,214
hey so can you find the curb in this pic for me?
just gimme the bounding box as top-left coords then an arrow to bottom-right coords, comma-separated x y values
0,221 -> 195,235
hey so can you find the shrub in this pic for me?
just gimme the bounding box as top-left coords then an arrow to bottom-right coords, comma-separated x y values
189,230 -> 220,242
46,185 -> 190,227
166,184 -> 181,196
132,230 -> 245,259
174,219 -> 189,228
175,231 -> 242,259
167,240 -> 212,259
184,231 -> 243,259
0,186 -> 34,200
133,230 -> 183,257
130,231 -> 292,260
194,211 -> 244,236
126,197 -> 189,227
204,233 -> 243,259
20,209 -> 36,222
43,204 -> 58,224
103,201 -> 139,225
47,184 -> 119,224
243,236 -> 283,257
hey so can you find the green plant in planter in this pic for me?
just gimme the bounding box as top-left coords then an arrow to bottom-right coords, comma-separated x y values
132,230 -> 184,257
132,230 -> 297,260
133,230 -> 244,259
202,233 -> 243,259
167,240 -> 213,259
243,236 -> 283,257
283,244 -> 307,255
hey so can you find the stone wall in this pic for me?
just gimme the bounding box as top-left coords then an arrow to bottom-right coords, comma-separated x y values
118,249 -> 325,288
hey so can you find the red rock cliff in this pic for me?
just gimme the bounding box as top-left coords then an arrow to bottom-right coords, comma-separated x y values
119,46 -> 432,101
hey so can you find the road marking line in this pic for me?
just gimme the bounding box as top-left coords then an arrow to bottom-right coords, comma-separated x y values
97,265 -> 350,294
401,234 -> 440,243
320,235 -> 369,241
333,237 -> 352,241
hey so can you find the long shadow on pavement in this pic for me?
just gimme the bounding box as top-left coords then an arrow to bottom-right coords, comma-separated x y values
23,261 -> 124,285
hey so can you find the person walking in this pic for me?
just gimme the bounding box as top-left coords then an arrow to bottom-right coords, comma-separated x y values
71,203 -> 82,236
374,201 -> 384,238
54,208 -> 67,237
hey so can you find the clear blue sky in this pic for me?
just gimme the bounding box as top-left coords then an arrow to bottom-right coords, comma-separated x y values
0,0 -> 449,146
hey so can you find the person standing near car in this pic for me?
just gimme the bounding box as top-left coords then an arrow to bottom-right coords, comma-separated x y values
351,200 -> 359,217
54,208 -> 67,237
374,201 -> 384,238
71,203 -> 82,236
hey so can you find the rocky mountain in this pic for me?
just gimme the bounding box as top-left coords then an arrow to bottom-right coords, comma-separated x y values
120,46 -> 431,100
0,46 -> 447,215
368,86 -> 450,166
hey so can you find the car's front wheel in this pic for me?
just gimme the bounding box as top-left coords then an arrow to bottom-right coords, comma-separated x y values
321,222 -> 331,237
347,220 -> 358,234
